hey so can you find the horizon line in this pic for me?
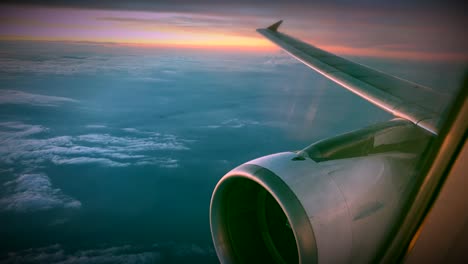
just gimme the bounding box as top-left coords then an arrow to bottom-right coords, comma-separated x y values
1,36 -> 468,61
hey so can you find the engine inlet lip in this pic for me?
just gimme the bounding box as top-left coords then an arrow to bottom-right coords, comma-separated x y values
210,163 -> 318,264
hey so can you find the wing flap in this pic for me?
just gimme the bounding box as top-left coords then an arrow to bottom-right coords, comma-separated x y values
257,21 -> 448,134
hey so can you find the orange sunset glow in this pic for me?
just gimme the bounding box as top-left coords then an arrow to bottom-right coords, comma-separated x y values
0,3 -> 467,60
0,6 -> 275,50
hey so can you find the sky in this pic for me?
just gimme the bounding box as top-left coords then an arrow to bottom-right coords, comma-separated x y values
0,0 -> 467,60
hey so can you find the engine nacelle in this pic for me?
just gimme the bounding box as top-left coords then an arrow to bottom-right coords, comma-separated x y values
210,120 -> 432,263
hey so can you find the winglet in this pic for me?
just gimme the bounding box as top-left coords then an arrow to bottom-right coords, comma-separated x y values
267,20 -> 283,32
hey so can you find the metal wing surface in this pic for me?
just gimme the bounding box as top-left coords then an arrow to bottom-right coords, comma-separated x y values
257,20 -> 449,134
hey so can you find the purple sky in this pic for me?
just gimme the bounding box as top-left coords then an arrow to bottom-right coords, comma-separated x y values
0,1 -> 466,60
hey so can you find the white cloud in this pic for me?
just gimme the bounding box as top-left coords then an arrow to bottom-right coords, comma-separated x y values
1,244 -> 160,264
122,127 -> 139,133
172,243 -> 214,257
0,90 -> 78,107
263,52 -> 300,67
76,133 -> 188,151
204,118 -> 260,129
0,122 -> 48,140
0,122 -> 189,169
0,122 -> 190,211
161,70 -> 177,74
204,125 -> 221,129
135,158 -> 179,168
85,124 -> 107,129
0,53 -> 176,77
133,76 -> 171,83
51,157 -> 130,167
0,47 -> 277,79
0,173 -> 81,212
222,118 -> 259,128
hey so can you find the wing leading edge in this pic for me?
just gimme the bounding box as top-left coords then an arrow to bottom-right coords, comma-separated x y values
257,20 -> 448,135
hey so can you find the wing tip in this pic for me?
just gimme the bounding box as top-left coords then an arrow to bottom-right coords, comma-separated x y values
267,20 -> 283,32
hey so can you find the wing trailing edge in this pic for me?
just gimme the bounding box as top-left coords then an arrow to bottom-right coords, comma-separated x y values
257,21 -> 449,135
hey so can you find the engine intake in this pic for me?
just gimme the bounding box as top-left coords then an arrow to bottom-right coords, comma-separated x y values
210,164 -> 317,264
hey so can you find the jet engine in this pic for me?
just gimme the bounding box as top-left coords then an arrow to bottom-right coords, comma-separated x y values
210,119 -> 432,263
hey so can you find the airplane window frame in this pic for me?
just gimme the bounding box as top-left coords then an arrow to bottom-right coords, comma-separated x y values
379,73 -> 468,263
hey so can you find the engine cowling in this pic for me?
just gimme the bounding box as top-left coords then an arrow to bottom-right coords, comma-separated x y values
210,120 -> 432,263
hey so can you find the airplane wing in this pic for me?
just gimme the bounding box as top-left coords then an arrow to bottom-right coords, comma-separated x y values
210,21 -> 465,264
257,20 -> 448,135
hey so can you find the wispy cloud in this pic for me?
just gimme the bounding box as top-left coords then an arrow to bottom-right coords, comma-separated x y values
0,123 -> 191,212
85,124 -> 107,129
1,244 -> 160,263
0,45 -> 273,77
0,89 -> 78,106
0,122 -> 189,169
263,53 -> 300,67
98,14 -> 235,29
204,118 -> 260,129
0,53 -> 145,75
1,242 -> 215,263
135,157 -> 179,168
0,173 -> 81,212
222,118 -> 259,128
0,121 -> 48,140
51,156 -> 130,167
77,133 -> 189,152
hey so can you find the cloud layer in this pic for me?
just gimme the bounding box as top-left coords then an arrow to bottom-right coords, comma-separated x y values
0,122 -> 189,169
0,46 -> 275,77
203,118 -> 260,129
0,89 -> 78,106
1,243 -> 215,263
0,173 -> 81,212
0,121 -> 190,212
